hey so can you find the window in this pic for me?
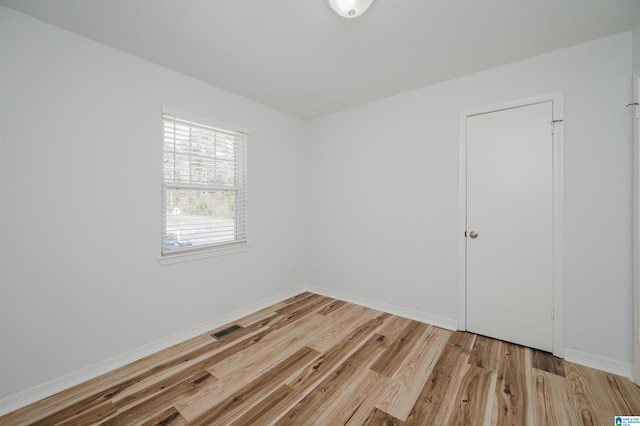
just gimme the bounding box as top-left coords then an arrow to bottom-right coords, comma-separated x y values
161,109 -> 247,261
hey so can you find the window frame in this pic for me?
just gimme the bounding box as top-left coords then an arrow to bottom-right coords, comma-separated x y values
159,107 -> 249,265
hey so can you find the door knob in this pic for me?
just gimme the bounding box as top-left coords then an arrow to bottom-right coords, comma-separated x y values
469,231 -> 478,239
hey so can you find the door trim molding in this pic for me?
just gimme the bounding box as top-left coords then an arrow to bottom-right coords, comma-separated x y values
632,72 -> 640,384
457,92 -> 565,358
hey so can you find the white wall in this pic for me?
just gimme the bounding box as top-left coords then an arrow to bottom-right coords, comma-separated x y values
633,20 -> 640,73
0,7 -> 307,399
307,33 -> 634,365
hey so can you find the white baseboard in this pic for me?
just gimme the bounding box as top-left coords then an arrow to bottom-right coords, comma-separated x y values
304,284 -> 458,331
564,348 -> 633,379
0,286 -> 305,417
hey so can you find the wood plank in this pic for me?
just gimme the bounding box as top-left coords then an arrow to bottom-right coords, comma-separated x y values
100,372 -> 215,426
206,313 -> 324,379
171,358 -> 264,421
370,320 -> 432,378
0,364 -> 156,425
187,346 -> 320,425
404,331 -> 476,426
130,316 -> 272,397
593,369 -> 636,415
319,369 -> 390,425
375,315 -> 414,342
229,385 -> 303,426
139,406 -> 188,426
276,333 -> 388,425
532,349 -> 566,377
164,316 -> 271,371
374,326 -> 450,421
565,362 -> 640,422
564,361 -> 607,426
375,312 -> 393,322
221,316 -> 331,377
52,401 -> 118,426
170,333 -> 218,354
532,369 -> 579,426
614,373 -> 640,414
175,318 -> 326,420
362,408 -> 405,425
468,334 -> 502,371
112,328 -> 271,410
307,303 -> 380,353
274,293 -> 332,322
445,364 -> 497,426
493,342 -> 534,426
24,368 -> 157,426
317,299 -> 348,315
289,317 -> 384,393
261,296 -> 332,331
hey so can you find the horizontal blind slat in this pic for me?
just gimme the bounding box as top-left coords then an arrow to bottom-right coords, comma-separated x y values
162,112 -> 247,255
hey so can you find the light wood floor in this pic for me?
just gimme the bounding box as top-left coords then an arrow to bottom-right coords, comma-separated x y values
2,292 -> 640,425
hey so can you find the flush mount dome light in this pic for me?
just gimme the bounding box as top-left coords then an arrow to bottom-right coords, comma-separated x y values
328,0 -> 375,18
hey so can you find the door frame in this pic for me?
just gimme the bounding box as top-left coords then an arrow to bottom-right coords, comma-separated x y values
632,72 -> 640,384
457,93 -> 564,358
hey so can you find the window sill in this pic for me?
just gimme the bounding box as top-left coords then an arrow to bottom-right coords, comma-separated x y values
158,242 -> 249,265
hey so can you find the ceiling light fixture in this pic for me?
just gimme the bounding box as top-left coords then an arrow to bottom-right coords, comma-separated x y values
328,0 -> 375,18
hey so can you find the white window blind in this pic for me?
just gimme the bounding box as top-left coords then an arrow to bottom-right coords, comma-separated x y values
162,112 -> 247,256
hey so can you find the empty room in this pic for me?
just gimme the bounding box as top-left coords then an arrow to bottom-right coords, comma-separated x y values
3,0 -> 640,424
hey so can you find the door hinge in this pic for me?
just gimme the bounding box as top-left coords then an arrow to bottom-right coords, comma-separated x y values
637,328 -> 640,344
551,307 -> 554,320
551,120 -> 563,135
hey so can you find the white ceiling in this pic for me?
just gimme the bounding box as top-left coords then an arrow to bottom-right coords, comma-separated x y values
2,0 -> 640,119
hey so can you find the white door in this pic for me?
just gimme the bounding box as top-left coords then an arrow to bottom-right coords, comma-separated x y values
466,101 -> 554,352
